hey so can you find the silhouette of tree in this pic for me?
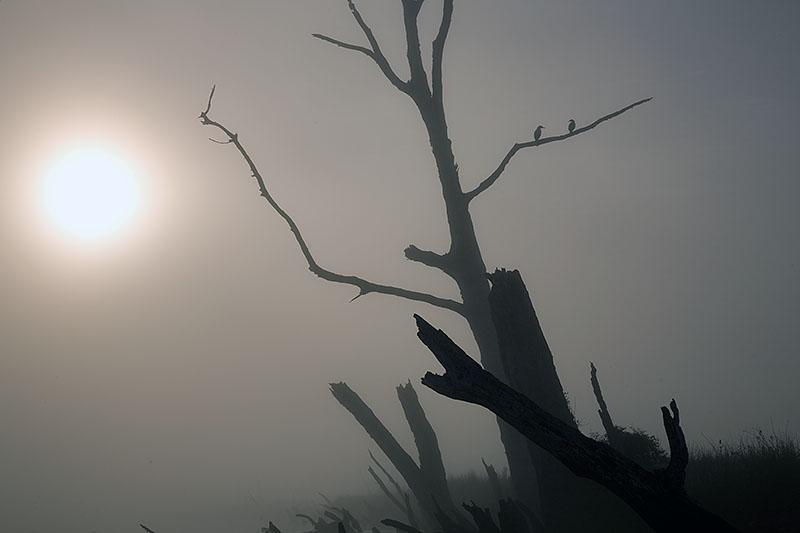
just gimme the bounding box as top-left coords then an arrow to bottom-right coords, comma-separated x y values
199,1 -> 650,526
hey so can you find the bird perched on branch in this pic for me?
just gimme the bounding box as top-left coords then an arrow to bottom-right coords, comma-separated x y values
534,125 -> 545,141
568,118 -> 576,133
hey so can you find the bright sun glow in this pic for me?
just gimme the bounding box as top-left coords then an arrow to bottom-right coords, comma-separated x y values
41,147 -> 141,242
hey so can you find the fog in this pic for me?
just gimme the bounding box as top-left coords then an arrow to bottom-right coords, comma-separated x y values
0,1 -> 798,532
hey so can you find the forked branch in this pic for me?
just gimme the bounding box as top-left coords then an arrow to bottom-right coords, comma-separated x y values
400,0 -> 429,93
465,97 -> 653,202
312,0 -> 409,93
198,87 -> 464,315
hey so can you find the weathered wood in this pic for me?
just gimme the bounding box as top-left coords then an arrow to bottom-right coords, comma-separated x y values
330,382 -> 467,530
415,315 -> 740,533
488,270 -> 575,426
590,362 -> 625,449
330,382 -> 435,525
487,269 -> 579,528
462,502 -> 500,533
397,381 -> 458,521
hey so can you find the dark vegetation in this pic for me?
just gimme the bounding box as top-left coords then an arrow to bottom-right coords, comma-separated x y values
687,430 -> 800,532
282,432 -> 799,533
188,1 -> 795,531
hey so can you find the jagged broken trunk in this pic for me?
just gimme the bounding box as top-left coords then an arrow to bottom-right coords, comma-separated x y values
329,382 -> 469,530
487,269 -> 578,528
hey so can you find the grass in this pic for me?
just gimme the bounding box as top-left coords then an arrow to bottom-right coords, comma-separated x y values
318,429 -> 800,533
686,428 -> 800,532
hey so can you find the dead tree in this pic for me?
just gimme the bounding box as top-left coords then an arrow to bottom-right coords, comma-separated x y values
414,315 -> 739,533
329,382 -> 468,529
199,0 -> 651,519
590,361 -> 625,449
589,362 -> 668,470
487,269 -> 578,523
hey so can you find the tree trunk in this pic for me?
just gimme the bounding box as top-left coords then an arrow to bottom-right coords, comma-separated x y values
415,315 -> 740,533
487,269 -> 578,528
413,94 -> 546,527
329,382 -> 468,530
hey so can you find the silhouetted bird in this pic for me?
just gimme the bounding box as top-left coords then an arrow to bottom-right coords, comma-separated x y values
534,125 -> 545,141
568,118 -> 576,133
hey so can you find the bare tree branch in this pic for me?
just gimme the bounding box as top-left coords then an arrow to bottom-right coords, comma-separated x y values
590,361 -> 624,448
400,0 -> 429,94
465,97 -> 653,203
311,33 -> 373,57
313,1 -> 409,93
198,88 -> 464,316
431,0 -> 454,112
404,244 -> 450,272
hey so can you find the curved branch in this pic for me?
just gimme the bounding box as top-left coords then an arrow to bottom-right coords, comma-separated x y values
465,97 -> 653,203
198,88 -> 464,316
313,1 -> 409,93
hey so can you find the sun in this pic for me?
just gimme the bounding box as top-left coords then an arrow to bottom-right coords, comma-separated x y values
41,146 -> 141,242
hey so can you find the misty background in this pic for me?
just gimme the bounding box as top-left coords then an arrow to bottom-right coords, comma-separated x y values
1,1 -> 799,532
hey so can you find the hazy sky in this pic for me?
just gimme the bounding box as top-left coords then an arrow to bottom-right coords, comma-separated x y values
1,1 -> 799,532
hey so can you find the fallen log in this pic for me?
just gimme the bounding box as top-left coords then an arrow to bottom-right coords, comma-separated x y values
414,314 -> 739,533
